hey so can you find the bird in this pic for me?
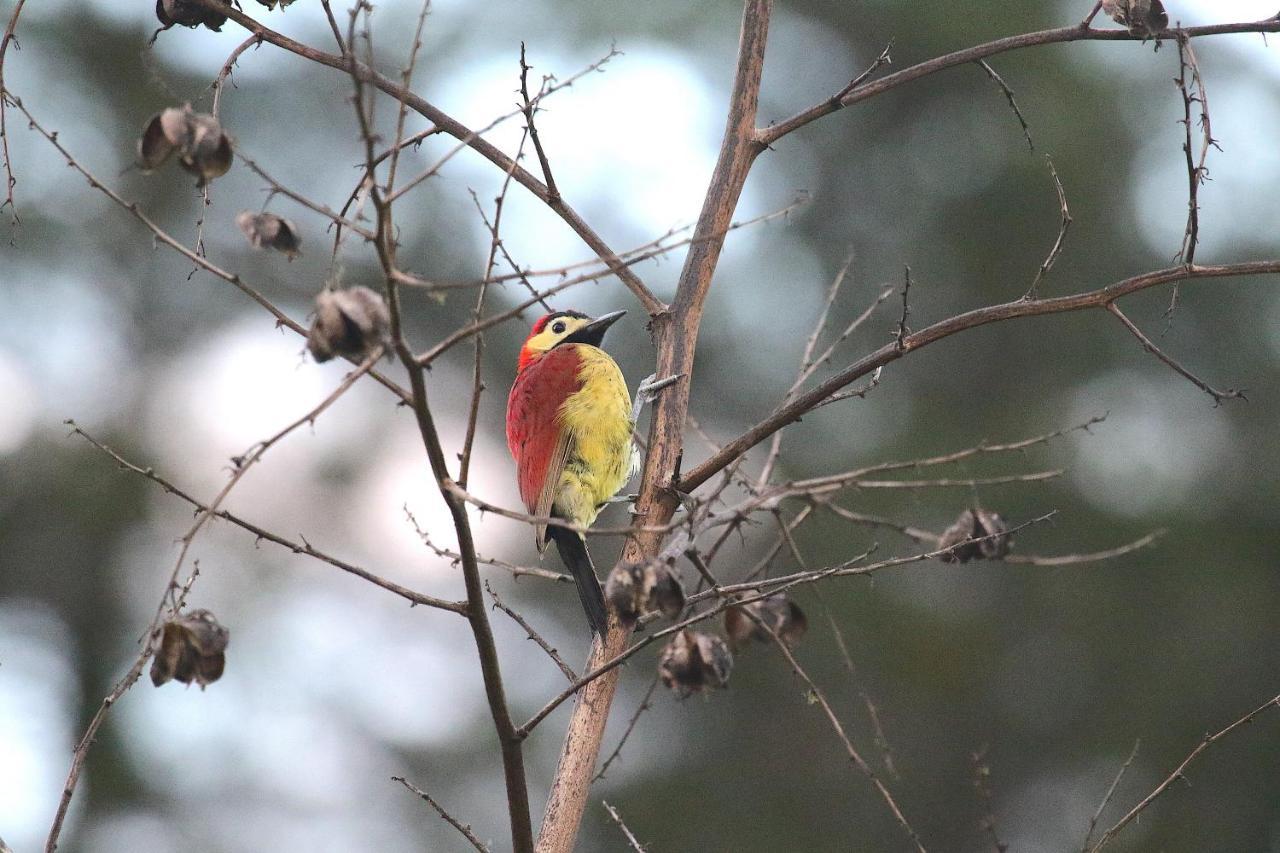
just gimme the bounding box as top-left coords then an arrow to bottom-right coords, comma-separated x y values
506,309 -> 639,635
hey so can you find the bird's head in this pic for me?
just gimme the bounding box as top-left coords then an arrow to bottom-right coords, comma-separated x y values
518,309 -> 625,371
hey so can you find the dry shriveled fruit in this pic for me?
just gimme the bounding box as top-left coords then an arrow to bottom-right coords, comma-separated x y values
937,507 -> 1012,563
605,559 -> 685,625
155,0 -> 230,33
724,593 -> 807,650
237,211 -> 302,259
150,609 -> 229,689
658,630 -> 733,695
1101,0 -> 1168,37
307,286 -> 390,363
138,106 -> 233,186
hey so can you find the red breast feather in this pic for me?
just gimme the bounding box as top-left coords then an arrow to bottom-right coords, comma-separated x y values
506,346 -> 582,513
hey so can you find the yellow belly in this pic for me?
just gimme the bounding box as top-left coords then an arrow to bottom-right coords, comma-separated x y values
555,346 -> 639,527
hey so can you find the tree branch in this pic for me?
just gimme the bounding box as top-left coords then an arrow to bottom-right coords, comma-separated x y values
759,18 -> 1280,147
680,261 -> 1280,492
535,3 -> 772,849
194,0 -> 664,317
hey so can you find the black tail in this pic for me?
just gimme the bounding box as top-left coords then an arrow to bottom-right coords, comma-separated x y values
548,526 -> 609,636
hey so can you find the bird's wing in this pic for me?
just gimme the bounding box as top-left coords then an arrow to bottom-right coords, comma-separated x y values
506,347 -> 582,552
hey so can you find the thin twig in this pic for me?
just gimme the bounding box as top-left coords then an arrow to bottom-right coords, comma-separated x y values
1106,302 -> 1244,405
486,581 -> 578,683
593,677 -> 660,783
679,260 -> 1280,494
394,776 -> 492,852
48,349 -> 386,851
1026,155 -> 1072,299
1081,738 -> 1140,853
970,746 -> 1009,853
977,59 -> 1033,151
1090,693 -> 1280,851
69,424 -> 467,613
748,610 -> 925,852
345,6 -> 534,844
895,266 -> 912,350
519,42 -> 559,202
0,0 -> 29,227
601,801 -> 646,852
824,608 -> 898,778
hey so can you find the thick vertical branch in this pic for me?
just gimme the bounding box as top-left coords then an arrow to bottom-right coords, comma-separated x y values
534,2 -> 771,850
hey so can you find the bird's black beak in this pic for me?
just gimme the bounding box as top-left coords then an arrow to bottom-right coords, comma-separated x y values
563,310 -> 625,347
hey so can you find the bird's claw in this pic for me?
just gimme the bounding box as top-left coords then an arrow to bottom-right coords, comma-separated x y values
632,373 -> 684,423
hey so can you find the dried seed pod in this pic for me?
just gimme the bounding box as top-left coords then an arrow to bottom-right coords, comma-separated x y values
972,508 -> 1012,559
178,113 -> 233,186
605,560 -> 685,625
137,107 -> 233,185
155,0 -> 229,31
658,630 -> 732,696
1101,0 -> 1168,37
307,286 -> 390,363
724,594 -> 808,650
938,509 -> 981,563
938,508 -> 1013,563
137,107 -> 190,171
236,211 -> 302,259
150,609 -> 229,689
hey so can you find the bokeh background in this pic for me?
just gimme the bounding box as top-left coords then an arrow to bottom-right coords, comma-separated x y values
3,1 -> 1280,850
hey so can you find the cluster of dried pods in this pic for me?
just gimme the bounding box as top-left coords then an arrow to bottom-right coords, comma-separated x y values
649,589 -> 808,696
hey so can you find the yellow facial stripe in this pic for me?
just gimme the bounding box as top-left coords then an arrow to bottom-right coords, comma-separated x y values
524,316 -> 593,354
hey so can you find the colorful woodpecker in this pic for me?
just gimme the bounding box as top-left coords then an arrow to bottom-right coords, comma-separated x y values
506,310 -> 639,635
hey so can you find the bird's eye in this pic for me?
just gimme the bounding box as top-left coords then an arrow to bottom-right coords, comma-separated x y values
552,321 -> 566,334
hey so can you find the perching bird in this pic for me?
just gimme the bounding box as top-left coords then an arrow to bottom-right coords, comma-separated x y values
506,309 -> 639,635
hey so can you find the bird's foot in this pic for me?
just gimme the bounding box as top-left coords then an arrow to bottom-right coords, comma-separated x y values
632,373 -> 685,423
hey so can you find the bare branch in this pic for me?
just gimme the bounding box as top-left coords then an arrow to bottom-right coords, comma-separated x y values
759,17 -> 1280,147
197,0 -> 664,316
1026,155 -> 1072,299
748,610 -> 925,852
977,59 -> 1033,151
601,802 -> 646,852
1106,302 -> 1244,404
486,581 -> 578,683
537,4 -> 774,845
0,0 -> 29,226
519,42 -> 560,202
593,677 -> 660,783
1081,739 -> 1140,853
69,424 -> 467,613
394,776 -> 492,852
970,746 -> 1009,853
1090,693 -> 1280,852
1175,35 -> 1216,266
679,260 -> 1280,493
